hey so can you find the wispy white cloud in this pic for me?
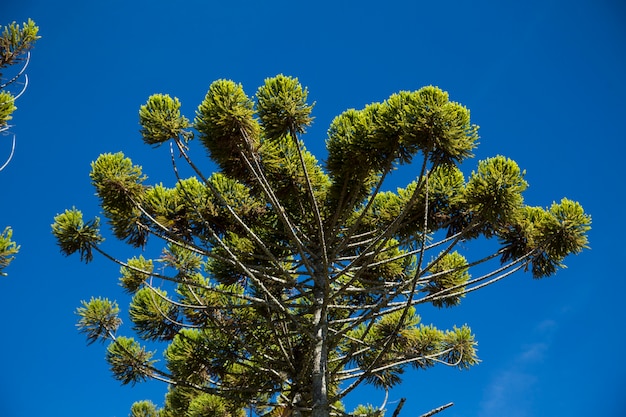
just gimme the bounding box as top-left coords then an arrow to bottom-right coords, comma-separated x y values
534,318 -> 557,334
518,342 -> 548,363
477,320 -> 557,417
478,369 -> 537,417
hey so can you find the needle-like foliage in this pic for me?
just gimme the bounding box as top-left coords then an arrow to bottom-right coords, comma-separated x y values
1,19 -> 40,276
0,18 -> 39,147
52,75 -> 590,417
0,227 -> 20,276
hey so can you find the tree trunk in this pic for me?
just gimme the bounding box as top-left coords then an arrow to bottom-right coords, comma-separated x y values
311,275 -> 329,417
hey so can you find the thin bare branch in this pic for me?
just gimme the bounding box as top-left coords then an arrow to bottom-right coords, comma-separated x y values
171,138 -> 316,294
290,127 -> 329,272
236,137 -> 318,275
0,134 -> 16,171
417,402 -> 454,417
330,153 -> 431,302
0,51 -> 30,89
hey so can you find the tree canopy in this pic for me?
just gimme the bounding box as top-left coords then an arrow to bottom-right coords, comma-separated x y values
0,19 -> 39,276
52,75 -> 590,417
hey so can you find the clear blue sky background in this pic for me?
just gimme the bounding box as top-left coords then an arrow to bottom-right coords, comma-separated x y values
1,1 -> 624,416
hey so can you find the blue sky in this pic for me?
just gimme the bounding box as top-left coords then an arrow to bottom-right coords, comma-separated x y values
1,1 -> 624,416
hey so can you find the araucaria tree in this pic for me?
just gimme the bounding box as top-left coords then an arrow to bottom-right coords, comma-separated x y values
0,19 -> 39,276
52,75 -> 590,417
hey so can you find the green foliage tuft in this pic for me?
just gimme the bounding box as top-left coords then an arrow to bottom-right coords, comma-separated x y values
343,307 -> 477,390
106,336 -> 157,385
544,198 -> 591,258
195,79 -> 260,180
440,325 -> 479,370
76,297 -> 122,344
129,400 -> 159,417
465,155 -> 527,229
351,404 -> 383,417
0,19 -> 40,69
0,226 -> 19,276
51,208 -> 103,263
130,287 -> 181,341
498,198 -> 591,278
90,152 -> 147,212
164,328 -> 211,385
139,94 -> 191,146
187,393 -> 230,417
427,164 -> 468,234
531,198 -> 591,278
0,91 -> 16,127
326,86 -> 478,215
120,255 -> 154,293
423,251 -> 470,308
256,74 -> 314,139
326,104 -> 387,208
90,153 -> 148,246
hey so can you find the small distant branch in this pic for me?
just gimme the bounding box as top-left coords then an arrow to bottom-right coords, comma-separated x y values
390,398 -> 406,417
418,402 -> 453,417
